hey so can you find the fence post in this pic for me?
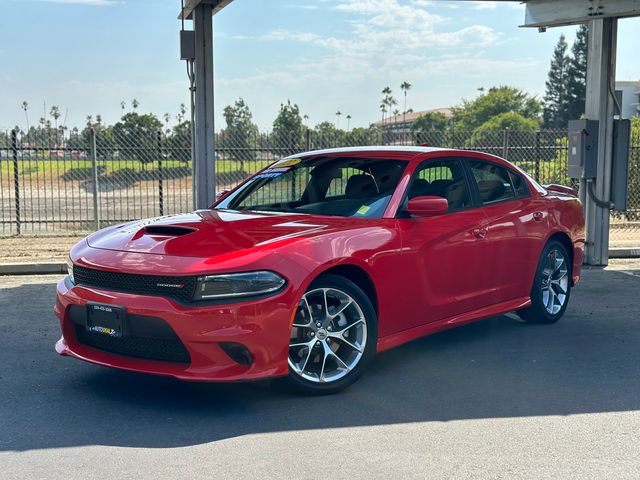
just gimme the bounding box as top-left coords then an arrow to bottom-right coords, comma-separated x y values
157,130 -> 164,216
305,128 -> 311,151
90,128 -> 100,230
11,129 -> 20,235
502,128 -> 510,160
534,130 -> 541,182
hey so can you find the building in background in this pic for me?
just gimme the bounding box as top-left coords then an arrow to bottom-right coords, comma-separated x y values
615,81 -> 640,118
372,108 -> 453,135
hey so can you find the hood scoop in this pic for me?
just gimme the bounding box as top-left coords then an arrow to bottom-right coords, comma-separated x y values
143,225 -> 197,236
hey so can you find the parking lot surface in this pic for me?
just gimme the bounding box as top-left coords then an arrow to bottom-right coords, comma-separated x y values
1,262 -> 639,479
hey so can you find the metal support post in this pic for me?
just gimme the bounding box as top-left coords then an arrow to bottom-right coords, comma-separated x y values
193,4 -> 216,209
582,18 -> 618,266
90,128 -> 100,230
11,129 -> 20,235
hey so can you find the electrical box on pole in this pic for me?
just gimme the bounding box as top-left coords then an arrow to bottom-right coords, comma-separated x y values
611,119 -> 631,212
568,119 -> 599,179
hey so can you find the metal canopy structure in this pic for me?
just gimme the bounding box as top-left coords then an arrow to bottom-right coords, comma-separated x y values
521,0 -> 640,265
523,0 -> 640,28
178,0 -> 235,210
179,0 -> 637,265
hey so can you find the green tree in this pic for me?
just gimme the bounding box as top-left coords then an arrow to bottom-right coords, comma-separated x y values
567,24 -> 588,121
220,98 -> 259,171
112,112 -> 162,164
451,86 -> 541,133
345,126 -> 381,146
543,34 -> 570,128
400,81 -> 412,123
412,112 -> 449,132
81,116 -> 116,158
166,120 -> 191,163
272,100 -> 304,155
313,121 -> 344,149
470,112 -> 538,145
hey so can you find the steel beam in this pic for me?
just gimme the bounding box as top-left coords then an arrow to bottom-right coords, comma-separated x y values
523,0 -> 640,28
582,18 -> 618,266
193,4 -> 216,210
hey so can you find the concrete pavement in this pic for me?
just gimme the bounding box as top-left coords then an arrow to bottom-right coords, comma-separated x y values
0,264 -> 639,479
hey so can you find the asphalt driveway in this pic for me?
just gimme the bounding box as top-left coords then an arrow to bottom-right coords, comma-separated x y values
0,262 -> 639,479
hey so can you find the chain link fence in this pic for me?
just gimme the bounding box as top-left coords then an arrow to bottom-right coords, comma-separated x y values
1,126 -> 639,247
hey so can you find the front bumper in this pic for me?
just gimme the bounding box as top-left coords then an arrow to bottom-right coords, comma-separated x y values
54,277 -> 295,381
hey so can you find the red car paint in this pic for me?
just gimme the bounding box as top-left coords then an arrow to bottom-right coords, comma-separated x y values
55,147 -> 585,382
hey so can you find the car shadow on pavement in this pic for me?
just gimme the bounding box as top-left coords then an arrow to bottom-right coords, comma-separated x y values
1,266 -> 639,452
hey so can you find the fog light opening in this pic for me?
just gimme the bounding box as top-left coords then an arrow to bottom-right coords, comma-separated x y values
219,342 -> 254,366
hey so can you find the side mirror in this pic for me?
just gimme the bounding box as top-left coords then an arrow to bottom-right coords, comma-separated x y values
406,196 -> 448,217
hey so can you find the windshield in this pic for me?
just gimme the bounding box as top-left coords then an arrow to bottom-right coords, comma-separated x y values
215,156 -> 408,218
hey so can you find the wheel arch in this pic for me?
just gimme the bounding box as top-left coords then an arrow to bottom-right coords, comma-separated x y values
546,230 -> 575,285
313,263 -> 379,317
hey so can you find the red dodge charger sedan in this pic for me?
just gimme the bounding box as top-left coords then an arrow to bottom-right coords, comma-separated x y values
55,147 -> 585,394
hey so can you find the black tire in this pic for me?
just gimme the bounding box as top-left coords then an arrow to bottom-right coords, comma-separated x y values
518,240 -> 572,324
284,274 -> 377,395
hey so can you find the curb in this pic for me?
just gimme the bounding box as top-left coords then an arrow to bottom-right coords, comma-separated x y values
609,248 -> 640,259
0,263 -> 67,275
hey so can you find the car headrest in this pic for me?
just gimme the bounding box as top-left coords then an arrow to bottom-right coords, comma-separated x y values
345,175 -> 378,199
409,179 -> 431,198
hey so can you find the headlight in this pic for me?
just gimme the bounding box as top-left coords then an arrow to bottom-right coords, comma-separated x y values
193,271 -> 285,300
66,257 -> 75,284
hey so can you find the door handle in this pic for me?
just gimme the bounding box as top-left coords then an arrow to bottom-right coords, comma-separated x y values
472,227 -> 487,239
533,211 -> 544,222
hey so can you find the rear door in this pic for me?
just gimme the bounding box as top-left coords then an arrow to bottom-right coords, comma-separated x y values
396,157 -> 493,327
465,158 -> 548,303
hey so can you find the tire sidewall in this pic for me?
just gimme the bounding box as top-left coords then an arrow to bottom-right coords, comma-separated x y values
286,274 -> 378,395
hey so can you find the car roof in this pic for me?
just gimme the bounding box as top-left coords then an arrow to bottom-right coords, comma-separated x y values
290,146 -> 447,158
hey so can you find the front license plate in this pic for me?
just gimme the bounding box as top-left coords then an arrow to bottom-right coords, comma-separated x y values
86,303 -> 125,338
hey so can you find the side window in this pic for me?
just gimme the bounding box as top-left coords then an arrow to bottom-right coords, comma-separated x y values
509,170 -> 530,197
408,159 -> 471,211
469,160 -> 516,205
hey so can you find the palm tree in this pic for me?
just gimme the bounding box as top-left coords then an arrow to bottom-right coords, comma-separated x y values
131,98 -> 139,111
21,101 -> 30,130
380,103 -> 387,124
178,103 -> 187,123
95,114 -> 102,126
120,101 -> 126,117
335,110 -> 342,129
400,81 -> 412,125
163,113 -> 171,133
49,106 -> 61,130
50,106 -> 61,147
385,96 -> 398,123
346,114 -> 351,131
303,114 -> 309,126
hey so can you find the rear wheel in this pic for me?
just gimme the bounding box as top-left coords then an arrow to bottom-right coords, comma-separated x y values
286,274 -> 377,395
518,240 -> 572,324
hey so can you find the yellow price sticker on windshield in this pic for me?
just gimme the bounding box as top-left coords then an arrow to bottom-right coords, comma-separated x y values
356,205 -> 370,215
273,158 -> 301,168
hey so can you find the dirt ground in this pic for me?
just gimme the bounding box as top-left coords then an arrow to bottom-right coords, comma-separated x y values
0,235 -> 83,263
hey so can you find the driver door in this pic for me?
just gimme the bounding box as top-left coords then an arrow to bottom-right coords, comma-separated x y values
395,158 -> 493,328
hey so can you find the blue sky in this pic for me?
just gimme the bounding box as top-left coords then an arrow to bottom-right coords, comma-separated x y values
1,0 -> 639,131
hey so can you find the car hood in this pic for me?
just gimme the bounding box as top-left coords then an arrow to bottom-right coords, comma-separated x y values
86,209 -> 366,258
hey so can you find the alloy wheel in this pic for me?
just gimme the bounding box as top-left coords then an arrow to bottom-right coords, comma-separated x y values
288,287 -> 368,383
540,249 -> 569,315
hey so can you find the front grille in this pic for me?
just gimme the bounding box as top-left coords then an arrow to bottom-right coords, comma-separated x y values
73,265 -> 197,303
69,306 -> 191,364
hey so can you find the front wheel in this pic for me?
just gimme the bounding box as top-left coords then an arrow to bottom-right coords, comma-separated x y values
518,240 -> 572,324
286,274 -> 377,395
